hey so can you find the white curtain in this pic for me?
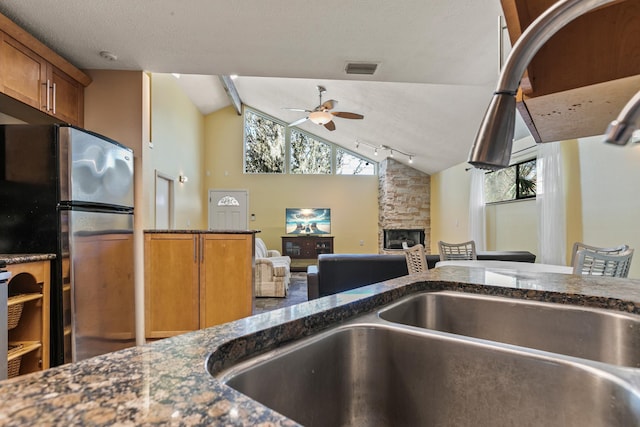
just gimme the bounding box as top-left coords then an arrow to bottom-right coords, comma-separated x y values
469,168 -> 486,251
536,142 -> 566,265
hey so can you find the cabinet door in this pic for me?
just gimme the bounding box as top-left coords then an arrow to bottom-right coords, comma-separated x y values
200,234 -> 253,328
145,234 -> 200,339
49,65 -> 84,126
0,33 -> 47,111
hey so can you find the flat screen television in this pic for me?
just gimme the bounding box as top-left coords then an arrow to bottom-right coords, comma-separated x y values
285,208 -> 331,235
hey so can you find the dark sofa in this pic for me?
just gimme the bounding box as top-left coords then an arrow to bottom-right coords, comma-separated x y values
307,251 -> 536,300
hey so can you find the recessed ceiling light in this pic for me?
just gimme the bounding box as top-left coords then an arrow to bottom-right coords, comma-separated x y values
99,51 -> 118,61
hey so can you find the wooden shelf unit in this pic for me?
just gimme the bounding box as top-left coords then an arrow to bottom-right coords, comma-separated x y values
5,260 -> 51,378
282,236 -> 334,272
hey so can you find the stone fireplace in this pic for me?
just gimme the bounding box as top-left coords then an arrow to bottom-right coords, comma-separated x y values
378,158 -> 430,253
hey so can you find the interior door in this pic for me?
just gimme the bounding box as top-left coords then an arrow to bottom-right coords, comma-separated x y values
208,190 -> 248,230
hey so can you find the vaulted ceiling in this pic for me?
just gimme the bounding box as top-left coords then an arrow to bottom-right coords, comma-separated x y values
0,0 -> 530,174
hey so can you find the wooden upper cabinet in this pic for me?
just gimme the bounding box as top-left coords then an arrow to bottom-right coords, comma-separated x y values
0,32 -> 47,111
501,0 -> 640,142
0,13 -> 90,127
49,65 -> 84,126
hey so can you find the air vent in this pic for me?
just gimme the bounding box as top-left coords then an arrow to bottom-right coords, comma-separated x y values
345,62 -> 378,75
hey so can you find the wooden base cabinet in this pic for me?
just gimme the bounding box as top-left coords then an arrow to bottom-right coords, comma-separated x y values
144,232 -> 254,340
6,260 -> 50,378
200,234 -> 253,328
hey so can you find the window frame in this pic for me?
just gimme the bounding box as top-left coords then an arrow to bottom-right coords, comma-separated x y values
484,157 -> 537,205
243,108 -> 288,174
335,145 -> 377,175
289,128 -> 333,174
243,106 -> 377,176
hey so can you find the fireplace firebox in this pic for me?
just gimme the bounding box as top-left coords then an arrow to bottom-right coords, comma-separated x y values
383,229 -> 425,250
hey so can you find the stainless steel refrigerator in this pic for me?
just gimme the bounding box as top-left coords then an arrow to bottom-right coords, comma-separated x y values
0,124 -> 135,365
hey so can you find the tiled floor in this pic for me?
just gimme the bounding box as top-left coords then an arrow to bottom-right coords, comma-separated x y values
253,272 -> 308,314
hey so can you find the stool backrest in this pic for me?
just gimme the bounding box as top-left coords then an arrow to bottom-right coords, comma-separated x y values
438,240 -> 477,261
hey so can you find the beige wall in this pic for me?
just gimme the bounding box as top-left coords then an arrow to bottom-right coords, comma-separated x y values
578,135 -> 640,278
203,106 -> 380,253
147,73 -> 206,229
429,162 -> 471,254
431,135 -> 640,279
485,199 -> 537,254
83,70 -> 143,154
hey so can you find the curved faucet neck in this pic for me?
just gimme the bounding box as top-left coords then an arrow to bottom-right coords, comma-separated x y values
469,0 -> 616,170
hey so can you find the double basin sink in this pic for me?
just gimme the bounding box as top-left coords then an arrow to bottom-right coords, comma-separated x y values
212,291 -> 640,426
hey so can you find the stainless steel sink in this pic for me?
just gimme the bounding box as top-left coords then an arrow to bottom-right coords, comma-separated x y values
378,291 -> 640,367
215,321 -> 640,427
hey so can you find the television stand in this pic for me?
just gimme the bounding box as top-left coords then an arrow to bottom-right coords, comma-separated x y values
282,236 -> 334,272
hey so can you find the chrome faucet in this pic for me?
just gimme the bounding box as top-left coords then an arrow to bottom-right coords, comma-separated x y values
468,0 -> 615,171
603,90 -> 640,145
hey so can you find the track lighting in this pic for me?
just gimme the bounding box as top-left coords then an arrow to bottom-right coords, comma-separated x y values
353,140 -> 415,164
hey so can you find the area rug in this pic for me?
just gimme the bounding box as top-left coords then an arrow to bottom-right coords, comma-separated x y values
253,272 -> 308,314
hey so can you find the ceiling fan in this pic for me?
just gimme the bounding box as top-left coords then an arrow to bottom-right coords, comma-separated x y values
285,86 -> 364,131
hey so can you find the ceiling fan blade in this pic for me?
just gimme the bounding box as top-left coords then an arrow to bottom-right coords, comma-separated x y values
332,112 -> 364,120
288,117 -> 309,127
321,99 -> 338,110
324,120 -> 336,131
284,108 -> 312,112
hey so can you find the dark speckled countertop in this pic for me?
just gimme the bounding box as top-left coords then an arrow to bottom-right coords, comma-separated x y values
144,229 -> 259,234
0,254 -> 56,265
1,266 -> 640,425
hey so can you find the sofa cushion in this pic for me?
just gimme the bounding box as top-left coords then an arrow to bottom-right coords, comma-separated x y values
316,254 -> 408,298
255,237 -> 268,258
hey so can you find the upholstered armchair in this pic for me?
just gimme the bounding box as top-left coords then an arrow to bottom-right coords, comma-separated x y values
254,237 -> 291,297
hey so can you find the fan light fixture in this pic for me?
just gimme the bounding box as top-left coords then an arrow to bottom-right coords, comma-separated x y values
309,111 -> 333,125
286,86 -> 364,131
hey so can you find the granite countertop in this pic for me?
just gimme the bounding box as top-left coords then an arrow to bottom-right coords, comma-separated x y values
1,266 -> 640,426
145,229 -> 259,234
0,254 -> 56,265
